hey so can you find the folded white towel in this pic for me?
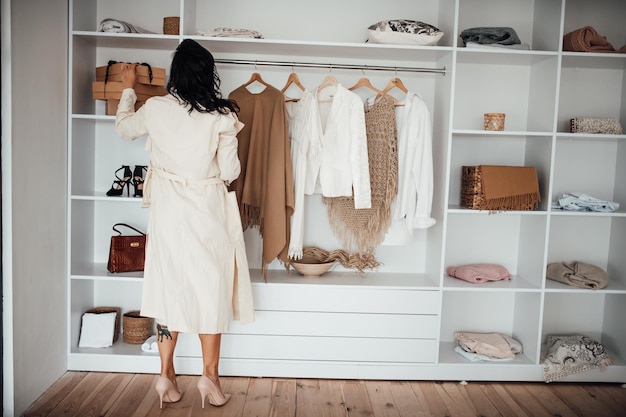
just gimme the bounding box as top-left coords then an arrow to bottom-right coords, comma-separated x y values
141,335 -> 159,353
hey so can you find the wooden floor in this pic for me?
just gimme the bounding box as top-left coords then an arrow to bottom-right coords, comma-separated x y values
22,372 -> 626,417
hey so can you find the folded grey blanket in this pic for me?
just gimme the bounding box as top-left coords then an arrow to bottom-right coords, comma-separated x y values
546,261 -> 608,289
460,27 -> 521,46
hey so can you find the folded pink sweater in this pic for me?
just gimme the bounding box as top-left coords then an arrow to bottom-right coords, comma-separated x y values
446,263 -> 511,284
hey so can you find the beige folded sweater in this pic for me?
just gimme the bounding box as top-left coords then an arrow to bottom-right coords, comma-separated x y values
546,261 -> 608,289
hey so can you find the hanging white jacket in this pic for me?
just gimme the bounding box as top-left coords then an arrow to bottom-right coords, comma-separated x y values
309,83 -> 371,209
383,92 -> 435,245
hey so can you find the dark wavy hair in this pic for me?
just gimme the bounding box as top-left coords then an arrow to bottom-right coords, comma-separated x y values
167,39 -> 239,114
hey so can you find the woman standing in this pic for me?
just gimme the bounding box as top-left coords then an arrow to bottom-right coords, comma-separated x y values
115,39 -> 254,409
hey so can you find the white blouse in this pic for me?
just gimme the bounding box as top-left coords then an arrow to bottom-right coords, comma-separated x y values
383,92 -> 435,245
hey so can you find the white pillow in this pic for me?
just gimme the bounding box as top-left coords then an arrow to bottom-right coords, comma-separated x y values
78,312 -> 116,348
367,20 -> 444,46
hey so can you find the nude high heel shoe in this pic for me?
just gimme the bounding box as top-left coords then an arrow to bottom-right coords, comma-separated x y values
155,376 -> 183,409
197,375 -> 231,408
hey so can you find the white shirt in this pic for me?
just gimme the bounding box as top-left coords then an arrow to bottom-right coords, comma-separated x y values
284,90 -> 321,259
383,92 -> 435,245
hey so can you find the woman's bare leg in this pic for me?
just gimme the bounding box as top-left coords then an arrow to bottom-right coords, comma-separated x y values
157,323 -> 179,388
198,333 -> 224,391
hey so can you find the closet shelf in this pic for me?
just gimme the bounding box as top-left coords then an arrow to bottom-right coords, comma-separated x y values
72,31 -> 453,62
452,129 -> 553,137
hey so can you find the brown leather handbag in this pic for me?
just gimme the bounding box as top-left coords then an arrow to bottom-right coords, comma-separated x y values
107,223 -> 146,273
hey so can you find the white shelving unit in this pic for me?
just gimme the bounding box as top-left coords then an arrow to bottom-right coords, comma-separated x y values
67,0 -> 626,382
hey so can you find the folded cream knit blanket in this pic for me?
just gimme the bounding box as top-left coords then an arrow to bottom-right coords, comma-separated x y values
546,261 -> 608,289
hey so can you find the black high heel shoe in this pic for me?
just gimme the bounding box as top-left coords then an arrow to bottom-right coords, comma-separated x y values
106,165 -> 132,197
132,165 -> 148,197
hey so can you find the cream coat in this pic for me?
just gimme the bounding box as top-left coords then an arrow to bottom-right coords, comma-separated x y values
115,88 -> 254,333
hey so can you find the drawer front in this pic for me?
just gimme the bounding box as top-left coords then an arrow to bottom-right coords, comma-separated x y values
227,311 -> 439,339
178,334 -> 437,363
252,285 -> 440,314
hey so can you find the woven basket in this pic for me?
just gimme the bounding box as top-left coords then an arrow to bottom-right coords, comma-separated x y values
460,166 -> 484,209
484,113 -> 505,131
163,16 -> 179,35
85,307 -> 121,343
122,311 -> 153,344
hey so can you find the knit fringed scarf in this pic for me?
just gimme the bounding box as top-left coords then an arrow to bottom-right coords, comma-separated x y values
478,165 -> 540,212
324,95 -> 398,253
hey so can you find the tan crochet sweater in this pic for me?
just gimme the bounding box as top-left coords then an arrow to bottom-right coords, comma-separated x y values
324,94 -> 398,253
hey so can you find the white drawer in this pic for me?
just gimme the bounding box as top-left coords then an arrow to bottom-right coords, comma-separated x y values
227,310 -> 439,339
177,334 -> 437,363
251,284 -> 440,314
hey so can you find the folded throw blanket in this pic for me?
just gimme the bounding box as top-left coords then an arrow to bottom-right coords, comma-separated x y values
480,165 -> 541,211
455,332 -> 522,359
98,18 -> 154,34
196,27 -> 264,39
546,261 -> 608,289
542,335 -> 613,382
563,26 -> 626,53
460,27 -> 521,46
446,263 -> 511,284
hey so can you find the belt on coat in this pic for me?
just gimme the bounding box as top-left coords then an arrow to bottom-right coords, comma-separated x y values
142,166 -> 225,207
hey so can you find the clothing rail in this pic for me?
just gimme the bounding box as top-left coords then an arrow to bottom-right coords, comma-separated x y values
214,58 -> 446,75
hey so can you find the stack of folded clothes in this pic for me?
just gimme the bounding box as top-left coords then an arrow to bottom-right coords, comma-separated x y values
460,27 -> 530,50
195,27 -> 264,38
552,192 -> 619,213
446,263 -> 511,284
542,334 -> 613,382
455,331 -> 523,361
563,26 -> 626,53
546,261 -> 608,289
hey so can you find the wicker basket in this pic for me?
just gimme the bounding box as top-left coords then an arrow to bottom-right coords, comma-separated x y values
163,16 -> 180,35
460,166 -> 484,209
484,113 -> 505,131
85,307 -> 121,343
122,311 -> 153,344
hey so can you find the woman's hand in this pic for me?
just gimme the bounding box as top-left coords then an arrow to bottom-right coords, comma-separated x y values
122,63 -> 138,89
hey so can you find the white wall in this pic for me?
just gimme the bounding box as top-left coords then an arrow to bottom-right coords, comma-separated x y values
2,0 -> 68,415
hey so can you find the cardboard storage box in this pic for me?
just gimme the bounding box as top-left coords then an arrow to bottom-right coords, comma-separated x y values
92,81 -> 167,102
106,99 -> 146,116
96,62 -> 166,86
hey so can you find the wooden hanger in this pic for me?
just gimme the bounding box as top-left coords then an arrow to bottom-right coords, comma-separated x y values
243,72 -> 270,88
348,77 -> 383,94
382,76 -> 408,94
282,72 -> 306,102
377,76 -> 408,106
316,74 -> 338,92
282,72 -> 305,93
